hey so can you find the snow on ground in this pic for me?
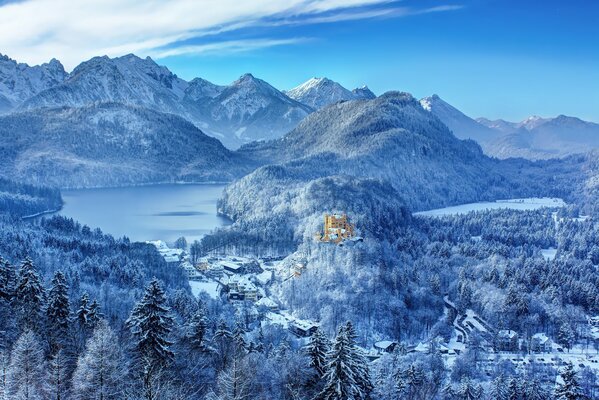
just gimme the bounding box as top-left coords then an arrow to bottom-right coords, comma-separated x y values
189,280 -> 221,299
414,197 -> 566,217
464,309 -> 490,333
541,248 -> 557,260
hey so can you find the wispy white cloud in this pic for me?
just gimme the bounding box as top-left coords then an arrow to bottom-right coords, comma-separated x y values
0,0 -> 462,69
149,38 -> 312,58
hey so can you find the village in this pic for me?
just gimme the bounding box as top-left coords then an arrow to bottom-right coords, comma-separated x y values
148,213 -> 599,377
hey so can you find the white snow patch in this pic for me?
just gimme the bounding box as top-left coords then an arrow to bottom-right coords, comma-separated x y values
414,197 -> 566,217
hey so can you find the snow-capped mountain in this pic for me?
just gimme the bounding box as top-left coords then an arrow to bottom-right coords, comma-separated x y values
21,54 -> 189,116
0,103 -> 252,188
419,94 -> 501,148
285,77 -> 375,110
0,54 -> 67,114
188,73 -> 313,148
14,54 -> 310,149
486,115 -> 599,160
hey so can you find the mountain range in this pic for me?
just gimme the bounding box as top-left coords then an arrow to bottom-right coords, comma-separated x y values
421,94 -> 599,160
285,77 -> 375,110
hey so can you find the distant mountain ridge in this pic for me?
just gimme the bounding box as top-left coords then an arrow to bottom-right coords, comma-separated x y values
285,77 -> 375,110
0,53 -> 67,113
421,94 -> 599,160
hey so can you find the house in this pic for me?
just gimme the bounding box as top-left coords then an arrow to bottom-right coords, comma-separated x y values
205,263 -> 224,278
496,330 -> 518,352
374,340 -> 398,354
256,296 -> 279,311
530,333 -> 552,353
180,261 -> 201,280
220,261 -> 243,274
289,319 -> 319,337
227,276 -> 260,301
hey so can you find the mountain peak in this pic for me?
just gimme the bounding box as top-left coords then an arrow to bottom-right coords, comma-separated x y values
286,77 -> 367,109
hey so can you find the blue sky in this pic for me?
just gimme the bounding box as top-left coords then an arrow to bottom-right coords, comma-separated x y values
1,0 -> 597,121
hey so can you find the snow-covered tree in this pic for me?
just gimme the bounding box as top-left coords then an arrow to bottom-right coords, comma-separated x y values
45,271 -> 71,352
557,323 -> 576,352
306,328 -> 329,378
317,322 -> 372,400
47,349 -> 69,400
186,303 -> 208,350
208,355 -> 252,400
126,279 -> 174,400
71,321 -> 127,400
87,299 -> 102,331
213,320 -> 233,371
523,379 -> 550,400
7,331 -> 47,400
554,363 -> 585,400
14,259 -> 45,333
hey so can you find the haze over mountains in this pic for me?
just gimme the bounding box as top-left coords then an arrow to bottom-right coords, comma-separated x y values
421,94 -> 599,160
0,51 -> 597,194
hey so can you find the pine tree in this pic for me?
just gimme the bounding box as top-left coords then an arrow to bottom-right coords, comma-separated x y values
7,331 -> 47,400
126,279 -> 174,400
14,259 -> 45,333
557,323 -> 576,352
186,304 -> 208,350
127,279 -> 174,365
343,321 -> 373,398
72,321 -> 127,400
555,363 -> 585,400
0,349 -> 9,400
317,322 -> 372,400
489,374 -> 508,400
232,323 -> 247,354
507,377 -> 520,400
47,349 -> 69,400
524,379 -> 549,400
307,328 -> 329,378
87,299 -> 102,331
0,258 -> 16,301
209,355 -> 252,400
76,293 -> 90,328
213,319 -> 233,371
456,378 -> 478,400
45,271 -> 71,352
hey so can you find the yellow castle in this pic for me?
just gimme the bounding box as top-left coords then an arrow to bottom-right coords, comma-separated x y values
317,213 -> 355,244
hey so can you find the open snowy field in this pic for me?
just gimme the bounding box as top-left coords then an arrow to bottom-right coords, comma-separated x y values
414,197 -> 566,217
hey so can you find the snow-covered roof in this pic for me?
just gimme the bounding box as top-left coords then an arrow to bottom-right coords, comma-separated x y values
256,297 -> 278,308
532,333 -> 550,344
374,340 -> 396,350
498,330 -> 518,339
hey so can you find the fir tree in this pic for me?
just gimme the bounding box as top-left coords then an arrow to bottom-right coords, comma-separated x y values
127,279 -> 174,366
213,319 -> 233,371
317,322 -> 372,400
72,321 -> 127,400
0,258 -> 16,301
87,299 -> 102,331
307,328 -> 329,378
555,363 -> 585,400
456,377 -> 478,400
489,374 -> 508,400
232,323 -> 247,354
45,271 -> 71,352
76,293 -> 90,329
126,279 -> 175,400
557,323 -> 576,352
14,258 -> 45,333
186,303 -> 208,350
7,331 -> 47,400
524,379 -> 549,400
507,377 -> 520,400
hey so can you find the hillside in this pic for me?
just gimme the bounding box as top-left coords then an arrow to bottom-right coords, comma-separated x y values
225,92 -> 582,250
419,94 -> 501,149
0,103 -> 253,188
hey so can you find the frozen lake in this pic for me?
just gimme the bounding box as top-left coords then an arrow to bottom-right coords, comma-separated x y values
414,197 -> 566,217
56,184 -> 231,244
